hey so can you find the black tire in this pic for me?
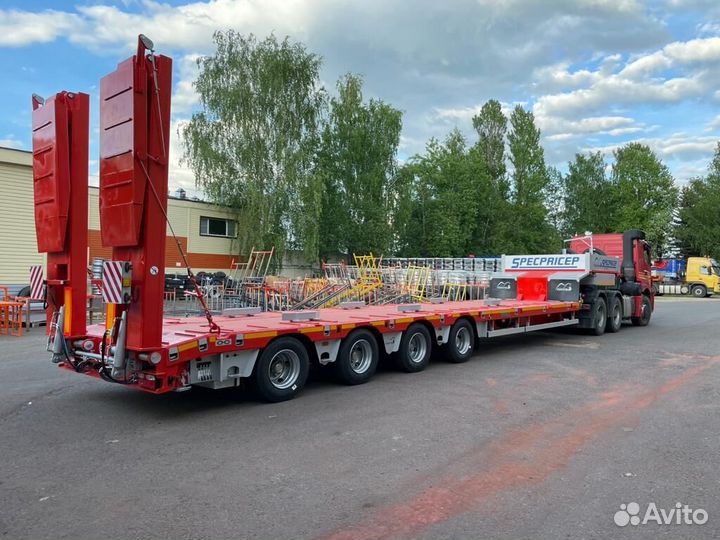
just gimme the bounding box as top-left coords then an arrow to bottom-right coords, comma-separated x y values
395,323 -> 432,373
333,329 -> 379,385
590,297 -> 607,336
631,295 -> 652,327
691,284 -> 707,298
253,337 -> 309,402
606,296 -> 622,333
443,319 -> 476,363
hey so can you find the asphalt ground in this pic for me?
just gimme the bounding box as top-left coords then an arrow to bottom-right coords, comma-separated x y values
1,297 -> 719,539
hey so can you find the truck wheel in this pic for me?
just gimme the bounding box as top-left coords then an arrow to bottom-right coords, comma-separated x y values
691,284 -> 707,298
333,329 -> 379,385
396,323 -> 432,373
631,295 -> 652,327
606,296 -> 622,333
444,319 -> 476,363
253,337 -> 309,402
590,297 -> 607,336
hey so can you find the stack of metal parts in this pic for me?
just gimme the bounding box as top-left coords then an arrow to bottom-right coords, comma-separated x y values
177,253 -> 502,315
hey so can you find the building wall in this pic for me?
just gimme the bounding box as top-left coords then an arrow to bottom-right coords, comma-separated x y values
87,187 -> 240,274
0,147 -> 45,289
0,146 -> 241,289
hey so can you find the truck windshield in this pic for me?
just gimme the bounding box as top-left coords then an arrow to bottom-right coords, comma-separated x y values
712,259 -> 720,276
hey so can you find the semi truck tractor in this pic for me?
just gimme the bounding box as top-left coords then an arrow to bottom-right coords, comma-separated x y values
567,231 -> 654,333
652,257 -> 720,297
28,36 -> 655,402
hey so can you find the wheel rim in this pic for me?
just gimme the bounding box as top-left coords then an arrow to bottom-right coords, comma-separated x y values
349,338 -> 373,374
613,305 -> 621,327
408,332 -> 427,363
455,327 -> 472,355
268,349 -> 301,389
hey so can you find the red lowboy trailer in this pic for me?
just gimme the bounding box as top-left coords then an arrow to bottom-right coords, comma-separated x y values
31,37 -> 654,402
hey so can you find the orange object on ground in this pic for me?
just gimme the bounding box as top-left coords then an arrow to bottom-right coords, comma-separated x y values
0,301 -> 24,337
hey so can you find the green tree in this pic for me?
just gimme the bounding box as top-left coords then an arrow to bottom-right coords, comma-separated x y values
181,31 -> 326,265
317,74 -> 402,257
563,151 -> 616,236
507,105 -> 558,252
675,143 -> 720,259
545,165 -> 565,234
394,130 -> 476,257
469,100 -> 514,255
611,143 -> 677,253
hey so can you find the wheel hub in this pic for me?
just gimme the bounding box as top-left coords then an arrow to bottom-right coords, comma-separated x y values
408,333 -> 427,363
268,349 -> 301,389
349,339 -> 372,373
455,327 -> 471,355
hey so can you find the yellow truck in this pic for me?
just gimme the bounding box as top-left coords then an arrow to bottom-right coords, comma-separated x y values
652,257 -> 720,297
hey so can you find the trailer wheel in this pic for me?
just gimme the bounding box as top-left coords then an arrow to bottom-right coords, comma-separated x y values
444,319 -> 476,363
396,323 -> 432,373
606,296 -> 622,333
631,295 -> 652,327
691,284 -> 707,298
253,337 -> 309,402
590,297 -> 607,336
333,329 -> 379,385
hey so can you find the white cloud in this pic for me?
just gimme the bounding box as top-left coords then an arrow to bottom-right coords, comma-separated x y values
0,135 -> 23,149
168,118 -> 198,192
698,22 -> 720,36
172,54 -> 202,114
583,133 -> 719,163
0,9 -> 81,47
70,0 -> 320,52
705,114 -> 720,131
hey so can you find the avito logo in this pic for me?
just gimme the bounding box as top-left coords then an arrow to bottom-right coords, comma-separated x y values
614,502 -> 708,527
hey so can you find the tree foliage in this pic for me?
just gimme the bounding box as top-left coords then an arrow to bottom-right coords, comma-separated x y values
394,130 -> 478,256
675,143 -> 720,259
610,143 -> 677,253
317,74 -> 402,257
179,31 -> 716,266
469,100 -> 514,255
181,31 -> 326,263
507,105 -> 559,253
562,151 -> 615,236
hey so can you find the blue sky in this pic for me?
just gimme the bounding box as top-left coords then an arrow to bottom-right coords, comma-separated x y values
2,0 -> 720,194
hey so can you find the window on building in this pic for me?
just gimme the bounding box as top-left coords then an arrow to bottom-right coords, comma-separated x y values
200,216 -> 236,238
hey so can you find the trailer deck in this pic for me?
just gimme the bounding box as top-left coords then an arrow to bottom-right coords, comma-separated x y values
59,298 -> 581,394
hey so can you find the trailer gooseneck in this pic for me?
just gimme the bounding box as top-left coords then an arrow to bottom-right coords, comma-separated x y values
31,36 -> 655,402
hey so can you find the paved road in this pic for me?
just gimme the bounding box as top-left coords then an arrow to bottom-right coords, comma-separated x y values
1,298 -> 719,539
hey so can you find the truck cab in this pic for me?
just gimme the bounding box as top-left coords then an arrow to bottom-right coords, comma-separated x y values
685,257 -> 720,296
569,230 -> 654,331
652,256 -> 720,297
